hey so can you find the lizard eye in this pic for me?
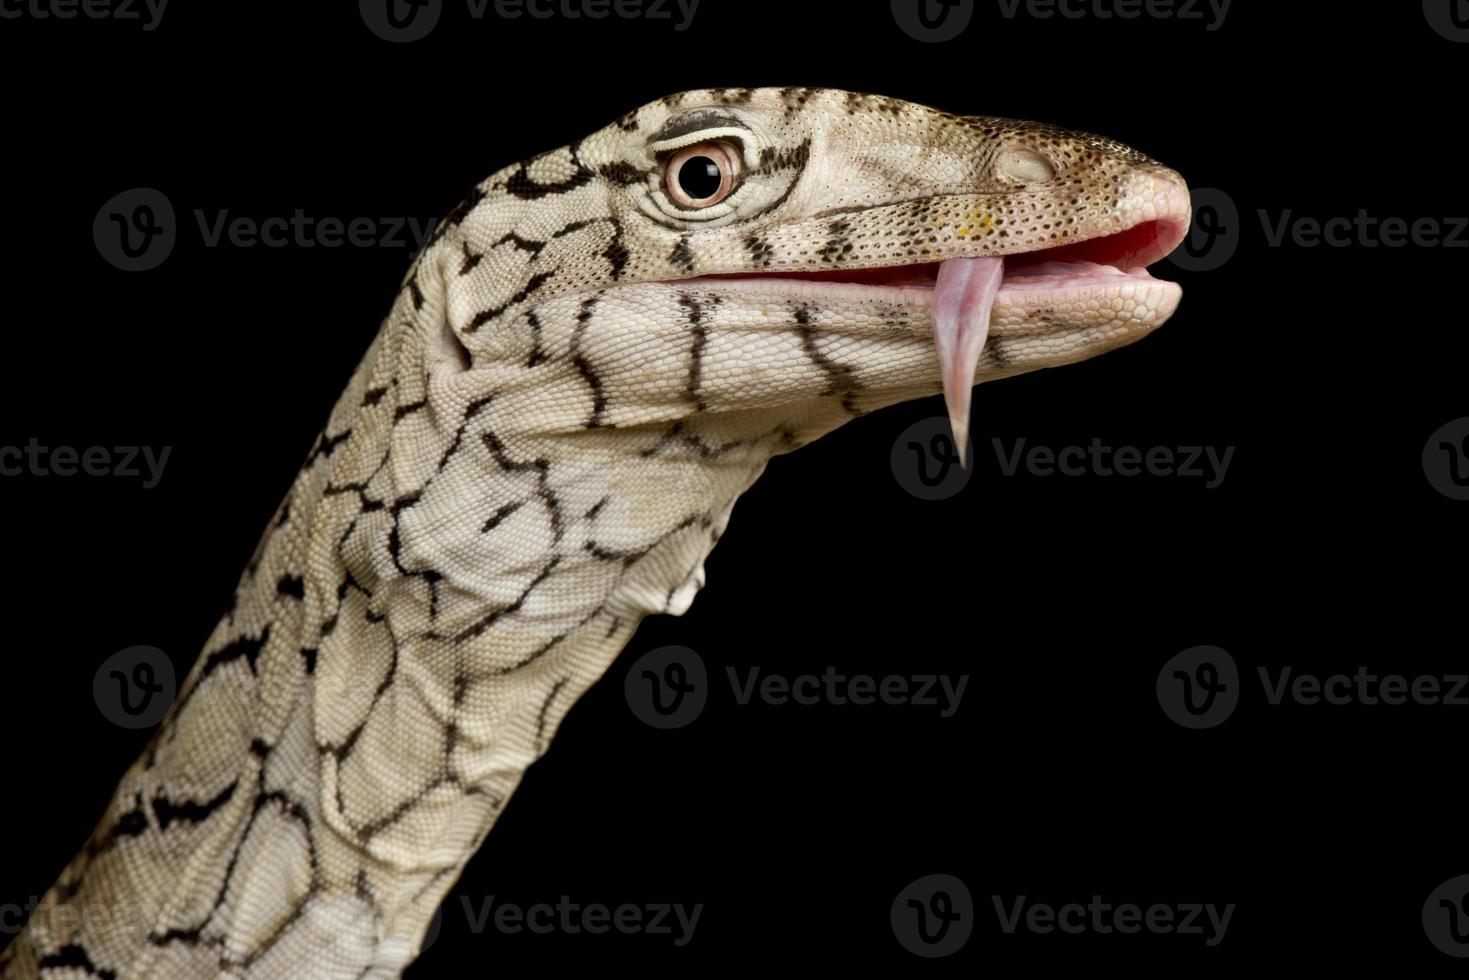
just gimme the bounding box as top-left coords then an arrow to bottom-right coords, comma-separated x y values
664,142 -> 739,208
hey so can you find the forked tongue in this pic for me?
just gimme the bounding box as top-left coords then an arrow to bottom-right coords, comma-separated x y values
932,256 -> 1004,467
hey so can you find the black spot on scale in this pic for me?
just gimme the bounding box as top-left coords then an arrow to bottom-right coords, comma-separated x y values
744,234 -> 773,267
38,945 -> 117,980
573,356 -> 608,428
459,241 -> 483,274
467,269 -> 556,332
604,218 -> 629,280
551,219 -> 596,239
481,501 -> 523,533
504,157 -> 595,200
534,677 -> 571,751
817,220 -> 855,263
599,161 -> 646,186
151,781 -> 238,830
670,236 -> 695,272
306,428 -> 351,467
526,311 -> 547,368
650,109 -> 745,144
793,307 -> 863,415
779,86 -> 817,118
445,187 -> 486,227
493,231 -> 546,260
715,88 -> 756,105
394,399 -> 428,421
422,186 -> 486,250
201,629 -> 270,678
679,294 -> 709,412
752,139 -> 811,176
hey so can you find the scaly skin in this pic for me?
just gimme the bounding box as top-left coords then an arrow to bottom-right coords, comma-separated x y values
1,88 -> 1189,978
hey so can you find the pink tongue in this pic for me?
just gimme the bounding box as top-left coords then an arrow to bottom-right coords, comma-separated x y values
932,256 -> 1004,467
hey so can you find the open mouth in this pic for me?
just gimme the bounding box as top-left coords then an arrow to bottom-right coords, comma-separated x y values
684,213 -> 1190,465
692,218 -> 1187,293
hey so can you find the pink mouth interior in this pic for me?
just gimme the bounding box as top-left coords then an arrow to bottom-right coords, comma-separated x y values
685,217 -> 1185,469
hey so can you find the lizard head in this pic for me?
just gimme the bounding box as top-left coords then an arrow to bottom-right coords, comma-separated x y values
437,87 -> 1189,460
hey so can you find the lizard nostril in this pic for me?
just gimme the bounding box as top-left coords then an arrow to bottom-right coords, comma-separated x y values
996,148 -> 1055,184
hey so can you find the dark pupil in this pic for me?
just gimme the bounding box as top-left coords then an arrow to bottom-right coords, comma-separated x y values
677,156 -> 723,200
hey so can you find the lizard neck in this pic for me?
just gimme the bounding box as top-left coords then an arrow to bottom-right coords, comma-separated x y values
15,250 -> 780,977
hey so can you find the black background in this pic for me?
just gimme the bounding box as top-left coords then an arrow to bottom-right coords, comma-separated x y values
1,1 -> 1465,973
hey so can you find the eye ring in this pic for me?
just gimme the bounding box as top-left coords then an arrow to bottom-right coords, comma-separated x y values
663,141 -> 739,208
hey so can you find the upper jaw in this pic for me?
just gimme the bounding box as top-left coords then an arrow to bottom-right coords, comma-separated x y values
675,216 -> 1190,299
672,167 -> 1193,297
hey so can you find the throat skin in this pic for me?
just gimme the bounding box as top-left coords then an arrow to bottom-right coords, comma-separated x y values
2,87 -> 1188,979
